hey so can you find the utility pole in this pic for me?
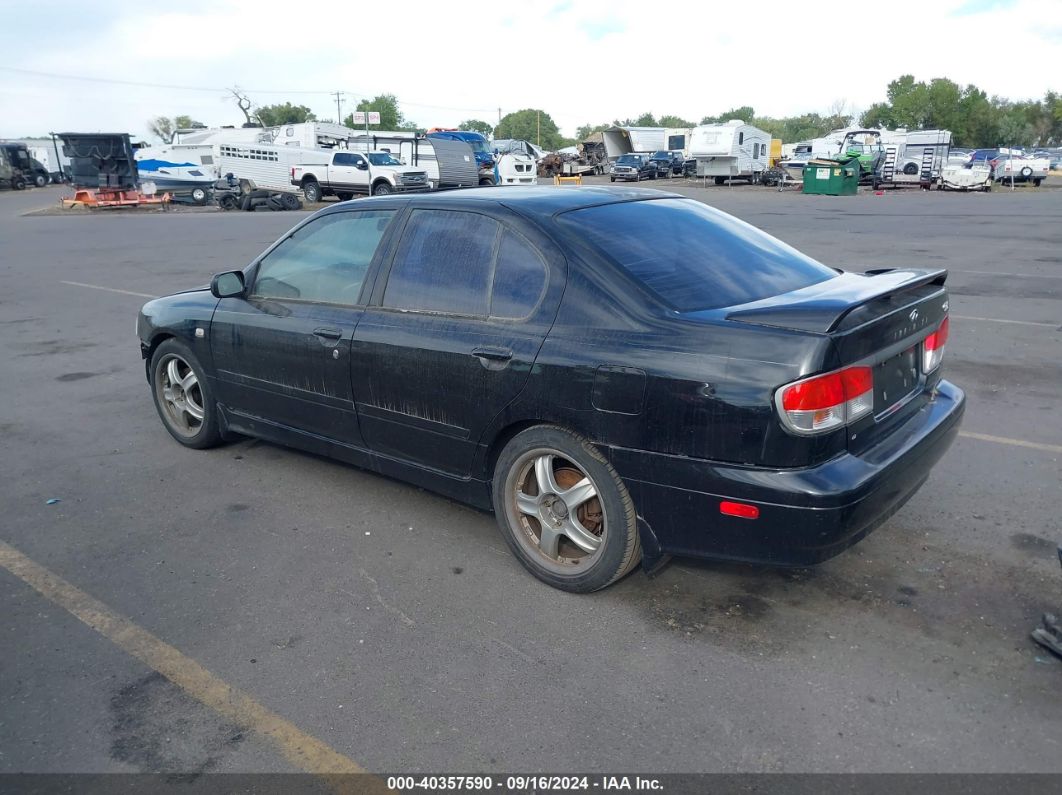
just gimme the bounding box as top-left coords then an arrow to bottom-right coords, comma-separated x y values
498,107 -> 502,127
332,91 -> 345,124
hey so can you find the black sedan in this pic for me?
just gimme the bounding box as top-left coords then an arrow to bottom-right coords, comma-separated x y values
609,154 -> 656,182
138,187 -> 964,592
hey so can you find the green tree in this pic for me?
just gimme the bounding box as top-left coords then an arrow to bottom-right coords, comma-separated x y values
632,112 -> 657,126
148,115 -> 205,142
700,106 -> 756,125
658,114 -> 694,128
494,109 -> 565,149
256,102 -> 316,126
576,122 -> 610,140
343,94 -> 417,131
460,119 -> 494,137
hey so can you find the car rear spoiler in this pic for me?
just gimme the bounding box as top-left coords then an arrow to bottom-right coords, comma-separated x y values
724,268 -> 948,333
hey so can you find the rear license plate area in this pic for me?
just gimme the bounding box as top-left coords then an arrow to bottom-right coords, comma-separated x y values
874,346 -> 919,415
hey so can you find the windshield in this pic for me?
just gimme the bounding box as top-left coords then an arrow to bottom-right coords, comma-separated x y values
616,155 -> 642,165
557,198 -> 837,312
652,151 -> 670,159
467,139 -> 490,154
368,152 -> 402,166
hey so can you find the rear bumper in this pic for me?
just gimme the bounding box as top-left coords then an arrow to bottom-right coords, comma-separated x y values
609,380 -> 965,566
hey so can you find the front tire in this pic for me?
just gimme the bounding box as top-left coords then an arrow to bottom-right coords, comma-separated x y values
371,182 -> 393,196
189,186 -> 208,205
34,174 -> 48,188
492,426 -> 640,592
150,339 -> 221,449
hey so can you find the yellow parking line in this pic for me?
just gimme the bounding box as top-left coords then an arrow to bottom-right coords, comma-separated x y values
0,539 -> 368,780
959,431 -> 1062,455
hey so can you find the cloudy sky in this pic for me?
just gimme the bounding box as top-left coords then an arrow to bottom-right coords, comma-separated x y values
0,0 -> 1058,142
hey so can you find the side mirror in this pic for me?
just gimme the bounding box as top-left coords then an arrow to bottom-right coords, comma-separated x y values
357,161 -> 369,170
211,271 -> 245,299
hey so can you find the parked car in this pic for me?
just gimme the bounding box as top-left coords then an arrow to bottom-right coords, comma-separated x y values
648,150 -> 684,177
609,154 -> 656,182
967,149 -> 1049,184
137,187 -> 965,592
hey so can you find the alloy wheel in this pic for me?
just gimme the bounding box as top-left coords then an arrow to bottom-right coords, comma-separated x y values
506,449 -> 606,572
154,353 -> 205,438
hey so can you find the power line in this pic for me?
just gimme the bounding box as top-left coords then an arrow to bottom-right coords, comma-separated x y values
0,65 -> 501,113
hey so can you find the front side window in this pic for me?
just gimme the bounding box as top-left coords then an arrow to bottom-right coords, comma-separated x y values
384,210 -> 499,316
333,152 -> 353,166
251,210 -> 395,305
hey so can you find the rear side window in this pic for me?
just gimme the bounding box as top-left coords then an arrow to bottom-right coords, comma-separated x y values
557,198 -> 836,311
384,210 -> 499,316
491,231 -> 547,318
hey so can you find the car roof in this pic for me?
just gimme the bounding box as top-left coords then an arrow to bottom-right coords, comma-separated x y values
331,185 -> 684,217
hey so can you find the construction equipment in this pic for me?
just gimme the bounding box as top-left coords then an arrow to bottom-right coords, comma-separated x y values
56,132 -> 170,208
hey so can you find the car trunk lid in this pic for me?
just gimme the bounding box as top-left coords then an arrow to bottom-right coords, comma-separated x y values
726,268 -> 950,450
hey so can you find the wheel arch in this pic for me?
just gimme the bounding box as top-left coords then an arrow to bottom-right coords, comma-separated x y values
478,416 -> 603,492
142,332 -> 176,381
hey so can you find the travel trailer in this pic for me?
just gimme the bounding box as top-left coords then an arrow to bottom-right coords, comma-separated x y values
688,121 -> 771,183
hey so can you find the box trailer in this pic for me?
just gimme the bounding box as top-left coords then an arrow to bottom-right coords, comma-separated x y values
602,127 -> 666,159
689,121 -> 771,183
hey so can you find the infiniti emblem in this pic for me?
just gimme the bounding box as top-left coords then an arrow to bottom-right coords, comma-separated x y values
909,309 -> 919,322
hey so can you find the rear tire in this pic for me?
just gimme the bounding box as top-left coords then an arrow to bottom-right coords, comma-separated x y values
302,181 -> 322,203
336,192 -> 354,201
190,186 -> 208,205
492,426 -> 640,593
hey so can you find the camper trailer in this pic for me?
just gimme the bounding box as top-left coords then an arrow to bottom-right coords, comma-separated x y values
688,121 -> 771,183
602,127 -> 666,160
875,129 -> 951,188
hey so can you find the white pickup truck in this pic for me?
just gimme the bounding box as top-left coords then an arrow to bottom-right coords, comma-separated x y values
290,150 -> 429,202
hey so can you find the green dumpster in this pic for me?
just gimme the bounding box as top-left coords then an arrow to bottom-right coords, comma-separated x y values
802,157 -> 859,196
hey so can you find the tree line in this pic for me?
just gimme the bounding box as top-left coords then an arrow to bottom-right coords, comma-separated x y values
148,75 -> 1061,148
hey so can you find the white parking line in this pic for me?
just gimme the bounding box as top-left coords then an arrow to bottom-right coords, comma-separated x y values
960,432 -> 1062,455
952,315 -> 1059,329
60,280 -> 157,299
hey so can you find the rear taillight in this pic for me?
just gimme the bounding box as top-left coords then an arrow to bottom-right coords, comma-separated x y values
923,316 -> 949,373
777,366 -> 874,435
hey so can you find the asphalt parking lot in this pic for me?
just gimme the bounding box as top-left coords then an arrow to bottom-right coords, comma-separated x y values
1,181 -> 1060,778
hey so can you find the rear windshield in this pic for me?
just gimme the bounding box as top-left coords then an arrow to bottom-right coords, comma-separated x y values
557,198 -> 837,311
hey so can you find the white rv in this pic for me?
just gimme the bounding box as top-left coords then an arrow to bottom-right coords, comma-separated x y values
688,121 -> 771,183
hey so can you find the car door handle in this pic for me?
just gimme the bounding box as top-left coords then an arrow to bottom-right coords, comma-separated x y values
313,327 -> 343,341
471,346 -> 513,367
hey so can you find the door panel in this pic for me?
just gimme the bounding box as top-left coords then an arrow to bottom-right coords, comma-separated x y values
351,208 -> 561,477
352,312 -> 543,474
210,209 -> 397,447
210,298 -> 363,445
